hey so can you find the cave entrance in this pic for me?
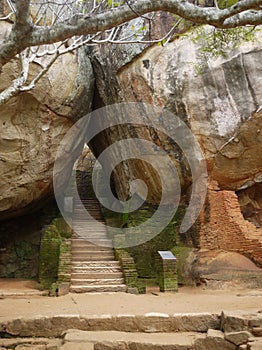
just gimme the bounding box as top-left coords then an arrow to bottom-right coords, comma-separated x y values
74,144 -> 97,200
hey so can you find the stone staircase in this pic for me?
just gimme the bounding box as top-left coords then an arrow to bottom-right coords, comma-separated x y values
70,199 -> 126,293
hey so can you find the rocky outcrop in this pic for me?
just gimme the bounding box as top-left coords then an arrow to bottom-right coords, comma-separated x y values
90,26 -> 262,198
122,31 -> 262,192
89,25 -> 262,270
0,21 -> 94,220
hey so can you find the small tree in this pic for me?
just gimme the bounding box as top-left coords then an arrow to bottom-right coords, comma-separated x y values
0,0 -> 261,106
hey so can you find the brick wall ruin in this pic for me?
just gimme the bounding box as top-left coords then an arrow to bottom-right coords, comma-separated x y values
199,186 -> 262,267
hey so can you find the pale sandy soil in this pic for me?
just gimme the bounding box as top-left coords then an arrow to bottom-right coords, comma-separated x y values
0,279 -> 262,320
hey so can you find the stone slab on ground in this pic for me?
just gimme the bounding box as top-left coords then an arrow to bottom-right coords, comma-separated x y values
0,338 -> 62,348
0,313 -> 220,337
252,327 -> 262,337
0,291 -> 47,297
14,345 -> 46,350
225,331 -> 251,345
60,343 -> 93,350
221,311 -> 262,332
63,329 -> 206,349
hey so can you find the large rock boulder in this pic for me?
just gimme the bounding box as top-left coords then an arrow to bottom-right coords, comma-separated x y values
128,31 -> 262,192
0,21 -> 94,220
88,25 -> 262,270
90,26 -> 262,197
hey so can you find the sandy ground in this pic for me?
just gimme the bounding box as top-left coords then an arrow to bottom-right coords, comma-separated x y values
0,279 -> 262,320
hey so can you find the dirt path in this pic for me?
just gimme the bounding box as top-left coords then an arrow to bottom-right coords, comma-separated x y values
0,281 -> 262,320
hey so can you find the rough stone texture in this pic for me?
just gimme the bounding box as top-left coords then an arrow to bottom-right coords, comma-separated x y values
91,26 -> 262,198
0,312 -> 261,349
0,202 -> 58,278
221,312 -> 262,333
0,313 -> 219,337
0,21 -> 94,220
195,250 -> 262,289
238,183 -> 262,228
88,24 -> 262,272
60,344 -> 93,350
0,337 -> 62,349
252,327 -> 262,337
195,335 -> 237,350
63,329 -> 205,349
90,13 -> 176,105
225,331 -> 251,345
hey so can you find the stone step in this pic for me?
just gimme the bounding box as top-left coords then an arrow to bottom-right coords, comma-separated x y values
74,202 -> 101,205
72,233 -> 109,238
73,227 -> 107,230
72,261 -> 120,267
73,216 -> 104,221
74,203 -> 99,206
73,223 -> 106,227
72,239 -> 113,247
72,237 -> 111,242
74,199 -> 101,203
63,329 -> 205,349
73,221 -> 105,225
71,278 -> 125,285
72,237 -> 111,243
73,223 -> 105,227
72,267 -> 122,274
69,284 -> 127,293
73,209 -> 103,213
71,272 -> 123,279
72,231 -> 108,235
72,255 -> 115,262
74,206 -> 102,210
72,250 -> 114,256
73,210 -> 103,213
73,219 -> 105,223
72,244 -> 112,251
72,253 -> 115,260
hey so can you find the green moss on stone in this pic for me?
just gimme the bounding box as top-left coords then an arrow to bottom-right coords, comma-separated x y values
39,223 -> 62,290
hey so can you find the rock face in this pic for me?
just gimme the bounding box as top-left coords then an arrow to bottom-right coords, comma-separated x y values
125,32 -> 262,191
90,26 -> 262,196
238,183 -> 262,227
89,25 -> 262,269
0,21 -> 94,220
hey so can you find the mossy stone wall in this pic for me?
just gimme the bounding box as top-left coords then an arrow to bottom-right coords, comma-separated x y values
0,201 -> 58,279
39,218 -> 72,290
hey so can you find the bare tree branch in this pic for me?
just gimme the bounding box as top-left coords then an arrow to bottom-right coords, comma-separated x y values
0,51 -> 30,105
0,0 -> 261,106
0,31 -> 101,106
0,0 -> 261,71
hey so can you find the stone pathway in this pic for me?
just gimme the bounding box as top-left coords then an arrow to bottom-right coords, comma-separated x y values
70,199 -> 126,293
0,311 -> 262,349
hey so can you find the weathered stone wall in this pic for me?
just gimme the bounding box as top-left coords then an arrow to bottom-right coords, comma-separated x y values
199,184 -> 262,266
0,201 -> 58,279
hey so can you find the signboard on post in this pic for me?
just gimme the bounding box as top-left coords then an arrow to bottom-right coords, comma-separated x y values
157,250 -> 178,292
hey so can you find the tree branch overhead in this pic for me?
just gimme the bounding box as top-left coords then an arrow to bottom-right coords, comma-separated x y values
0,0 -> 261,105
